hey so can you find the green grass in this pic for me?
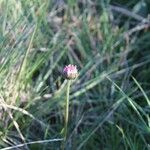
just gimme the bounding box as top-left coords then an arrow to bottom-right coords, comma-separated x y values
0,0 -> 150,149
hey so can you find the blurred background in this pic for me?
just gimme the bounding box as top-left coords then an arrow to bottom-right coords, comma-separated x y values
0,0 -> 150,149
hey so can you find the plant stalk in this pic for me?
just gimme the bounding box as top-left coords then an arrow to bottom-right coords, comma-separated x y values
63,80 -> 71,147
62,80 -> 71,150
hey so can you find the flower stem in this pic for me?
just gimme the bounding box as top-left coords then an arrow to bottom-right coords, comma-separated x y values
62,80 -> 71,149
62,80 -> 71,150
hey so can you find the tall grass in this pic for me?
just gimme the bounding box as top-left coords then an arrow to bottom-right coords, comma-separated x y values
0,0 -> 150,149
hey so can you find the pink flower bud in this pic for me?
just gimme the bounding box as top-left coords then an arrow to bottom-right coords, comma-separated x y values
63,64 -> 78,80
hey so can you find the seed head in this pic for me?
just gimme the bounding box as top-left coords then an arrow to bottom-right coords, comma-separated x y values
63,64 -> 78,80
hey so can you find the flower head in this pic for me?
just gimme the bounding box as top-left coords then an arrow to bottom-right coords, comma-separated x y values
63,64 -> 78,80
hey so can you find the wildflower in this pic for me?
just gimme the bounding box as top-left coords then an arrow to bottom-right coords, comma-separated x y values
63,64 -> 78,80
62,64 -> 78,146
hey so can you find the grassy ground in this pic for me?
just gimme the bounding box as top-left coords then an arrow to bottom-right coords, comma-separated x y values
0,0 -> 150,149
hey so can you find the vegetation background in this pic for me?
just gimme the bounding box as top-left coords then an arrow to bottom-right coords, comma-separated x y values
0,0 -> 150,149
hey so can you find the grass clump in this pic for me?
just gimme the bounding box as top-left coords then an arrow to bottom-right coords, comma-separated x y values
0,0 -> 150,149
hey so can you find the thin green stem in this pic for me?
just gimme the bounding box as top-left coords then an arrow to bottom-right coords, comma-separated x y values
63,80 -> 71,148
62,80 -> 71,150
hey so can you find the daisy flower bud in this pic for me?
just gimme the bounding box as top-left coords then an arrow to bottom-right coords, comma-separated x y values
63,64 -> 78,80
